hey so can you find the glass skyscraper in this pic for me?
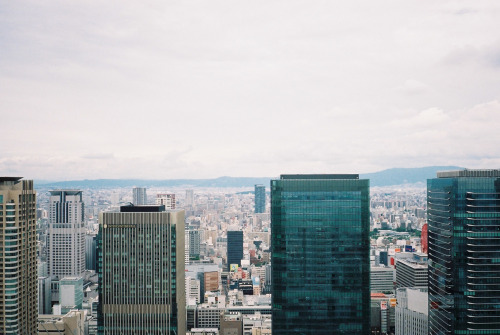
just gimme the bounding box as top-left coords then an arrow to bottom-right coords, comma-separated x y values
428,169 -> 500,335
271,174 -> 370,335
227,230 -> 243,272
255,184 -> 266,213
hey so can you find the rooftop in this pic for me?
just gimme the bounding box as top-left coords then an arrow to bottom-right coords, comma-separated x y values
437,169 -> 500,178
280,174 -> 359,180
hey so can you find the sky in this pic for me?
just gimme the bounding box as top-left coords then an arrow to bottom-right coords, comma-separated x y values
1,1 -> 500,180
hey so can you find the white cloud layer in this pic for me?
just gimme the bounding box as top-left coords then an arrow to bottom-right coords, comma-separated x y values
1,1 -> 500,180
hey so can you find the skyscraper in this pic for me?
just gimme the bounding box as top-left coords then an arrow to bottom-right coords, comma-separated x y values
0,177 -> 37,334
428,169 -> 500,335
97,204 -> 186,334
227,230 -> 243,272
48,190 -> 86,279
132,187 -> 147,205
156,193 -> 176,209
271,174 -> 370,335
255,184 -> 265,213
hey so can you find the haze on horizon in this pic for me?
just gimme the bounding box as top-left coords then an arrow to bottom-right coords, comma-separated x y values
1,1 -> 500,181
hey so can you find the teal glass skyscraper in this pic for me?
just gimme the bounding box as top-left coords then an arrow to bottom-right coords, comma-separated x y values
428,169 -> 500,335
255,184 -> 266,213
271,174 -> 370,335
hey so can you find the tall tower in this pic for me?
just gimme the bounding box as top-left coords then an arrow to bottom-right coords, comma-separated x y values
48,190 -> 86,279
271,174 -> 370,335
227,230 -> 243,272
185,189 -> 194,207
132,187 -> 147,205
428,169 -> 500,335
97,204 -> 186,335
0,177 -> 37,334
254,184 -> 265,213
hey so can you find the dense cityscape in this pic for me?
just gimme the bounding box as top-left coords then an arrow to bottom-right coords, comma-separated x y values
1,169 -> 499,334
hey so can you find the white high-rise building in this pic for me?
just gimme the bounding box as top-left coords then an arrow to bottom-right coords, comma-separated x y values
186,189 -> 194,206
186,276 -> 201,304
395,288 -> 428,335
156,193 -> 176,209
48,190 -> 86,280
132,187 -> 147,205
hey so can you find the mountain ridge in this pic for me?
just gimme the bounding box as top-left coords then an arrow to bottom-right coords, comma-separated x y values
35,166 -> 465,189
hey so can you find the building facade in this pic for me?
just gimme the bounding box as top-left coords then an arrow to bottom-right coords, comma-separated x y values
370,266 -> 395,293
97,205 -> 186,334
156,193 -> 176,209
395,288 -> 428,335
48,190 -> 86,279
428,169 -> 500,334
0,177 -> 37,334
271,174 -> 370,334
395,258 -> 427,289
132,187 -> 147,205
227,230 -> 244,272
254,185 -> 265,214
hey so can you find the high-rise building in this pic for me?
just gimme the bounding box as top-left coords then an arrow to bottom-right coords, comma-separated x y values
271,174 -> 370,335
0,177 -> 37,334
186,189 -> 194,207
48,190 -> 86,279
156,193 -> 176,209
395,258 -> 427,289
38,276 -> 52,314
254,184 -> 265,213
97,204 -> 186,334
60,276 -> 84,314
227,230 -> 243,272
85,232 -> 97,271
395,288 -> 428,335
132,187 -> 147,205
428,169 -> 500,335
371,266 -> 395,293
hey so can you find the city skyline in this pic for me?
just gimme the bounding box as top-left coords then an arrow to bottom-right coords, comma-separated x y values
1,1 -> 500,180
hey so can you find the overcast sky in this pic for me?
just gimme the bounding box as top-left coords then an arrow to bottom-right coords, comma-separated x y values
1,1 -> 499,180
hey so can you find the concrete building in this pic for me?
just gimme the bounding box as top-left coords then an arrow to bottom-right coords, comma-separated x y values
132,187 -> 147,205
0,177 -> 37,334
187,276 -> 201,304
98,204 -> 186,334
38,310 -> 86,335
156,193 -> 176,209
271,174 -> 371,335
370,266 -> 395,293
395,258 -> 428,289
220,311 -> 243,335
395,288 -> 428,335
48,190 -> 86,279
186,189 -> 194,207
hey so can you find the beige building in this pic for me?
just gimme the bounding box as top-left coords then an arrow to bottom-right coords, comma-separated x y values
0,177 -> 37,334
99,205 -> 186,334
38,310 -> 86,335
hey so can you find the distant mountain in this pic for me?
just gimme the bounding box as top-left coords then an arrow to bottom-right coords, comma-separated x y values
36,166 -> 464,189
38,176 -> 273,189
360,166 -> 463,187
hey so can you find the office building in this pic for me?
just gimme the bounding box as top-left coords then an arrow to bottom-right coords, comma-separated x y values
395,258 -> 427,289
38,310 -> 86,335
428,169 -> 500,334
85,232 -> 97,271
38,276 -> 52,314
395,288 -> 428,335
220,311 -> 243,335
227,230 -> 243,272
0,177 -> 37,334
271,174 -> 370,334
132,187 -> 147,205
48,190 -> 86,279
371,266 -> 395,293
156,193 -> 176,209
254,185 -> 265,213
97,204 -> 186,334
60,276 -> 84,314
186,189 -> 194,206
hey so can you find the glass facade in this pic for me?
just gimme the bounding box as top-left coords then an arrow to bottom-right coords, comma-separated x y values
271,174 -> 370,335
227,230 -> 244,271
428,170 -> 500,335
255,184 -> 266,213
